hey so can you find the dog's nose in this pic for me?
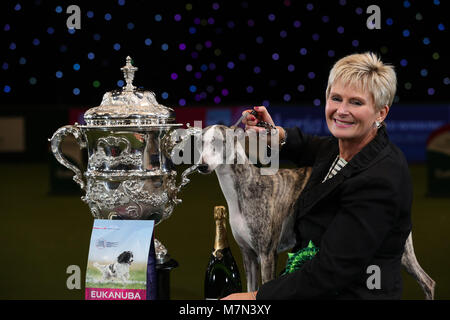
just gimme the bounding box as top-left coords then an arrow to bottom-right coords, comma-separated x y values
197,164 -> 209,173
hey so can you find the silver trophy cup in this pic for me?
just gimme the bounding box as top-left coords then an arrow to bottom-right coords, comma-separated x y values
49,57 -> 200,263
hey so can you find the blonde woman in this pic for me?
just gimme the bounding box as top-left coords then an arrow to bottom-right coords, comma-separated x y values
225,52 -> 412,300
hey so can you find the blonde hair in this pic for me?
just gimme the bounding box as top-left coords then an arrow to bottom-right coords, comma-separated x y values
325,52 -> 397,110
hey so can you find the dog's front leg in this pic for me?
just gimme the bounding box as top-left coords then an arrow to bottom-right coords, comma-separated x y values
241,248 -> 260,292
260,251 -> 277,285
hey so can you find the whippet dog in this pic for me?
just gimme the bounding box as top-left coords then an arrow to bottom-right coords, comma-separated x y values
196,124 -> 435,299
197,125 -> 311,291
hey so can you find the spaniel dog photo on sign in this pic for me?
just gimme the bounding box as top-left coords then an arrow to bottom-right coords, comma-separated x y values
93,250 -> 134,283
85,220 -> 155,300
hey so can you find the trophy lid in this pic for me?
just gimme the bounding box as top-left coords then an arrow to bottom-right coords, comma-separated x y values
83,56 -> 177,127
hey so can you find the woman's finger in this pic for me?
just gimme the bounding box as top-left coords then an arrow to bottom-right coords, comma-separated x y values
253,106 -> 275,126
241,110 -> 256,125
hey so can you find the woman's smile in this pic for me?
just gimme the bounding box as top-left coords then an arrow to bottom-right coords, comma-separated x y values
333,118 -> 355,128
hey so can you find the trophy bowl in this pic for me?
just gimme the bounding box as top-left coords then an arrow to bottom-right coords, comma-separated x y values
49,57 -> 200,263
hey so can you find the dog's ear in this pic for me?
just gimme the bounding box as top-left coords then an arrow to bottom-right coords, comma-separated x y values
117,251 -> 129,263
117,252 -> 125,263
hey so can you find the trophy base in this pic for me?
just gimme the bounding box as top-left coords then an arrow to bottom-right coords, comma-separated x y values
156,258 -> 179,300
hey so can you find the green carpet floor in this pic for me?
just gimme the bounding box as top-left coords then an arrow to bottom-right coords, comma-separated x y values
0,162 -> 448,299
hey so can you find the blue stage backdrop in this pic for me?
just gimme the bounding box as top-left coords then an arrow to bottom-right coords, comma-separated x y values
224,104 -> 450,163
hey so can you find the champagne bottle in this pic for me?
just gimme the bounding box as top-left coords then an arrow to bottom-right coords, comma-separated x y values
204,206 -> 242,299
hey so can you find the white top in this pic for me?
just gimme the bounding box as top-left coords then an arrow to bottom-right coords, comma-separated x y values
322,155 -> 348,183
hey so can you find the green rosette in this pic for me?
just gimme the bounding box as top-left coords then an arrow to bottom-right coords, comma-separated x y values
282,240 -> 319,275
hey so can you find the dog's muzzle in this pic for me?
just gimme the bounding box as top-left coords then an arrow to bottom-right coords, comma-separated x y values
197,164 -> 210,174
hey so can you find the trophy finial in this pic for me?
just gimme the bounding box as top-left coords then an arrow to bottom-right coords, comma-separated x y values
121,56 -> 138,92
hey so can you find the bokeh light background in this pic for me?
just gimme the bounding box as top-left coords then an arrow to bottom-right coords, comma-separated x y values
1,0 -> 448,108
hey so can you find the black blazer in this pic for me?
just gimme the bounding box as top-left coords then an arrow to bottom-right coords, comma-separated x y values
256,126 -> 412,300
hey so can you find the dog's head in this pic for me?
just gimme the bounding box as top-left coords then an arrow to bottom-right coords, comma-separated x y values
197,125 -> 248,174
198,125 -> 226,174
117,251 -> 134,264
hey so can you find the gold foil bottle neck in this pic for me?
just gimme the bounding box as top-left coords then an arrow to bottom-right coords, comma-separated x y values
213,206 -> 229,257
214,206 -> 227,220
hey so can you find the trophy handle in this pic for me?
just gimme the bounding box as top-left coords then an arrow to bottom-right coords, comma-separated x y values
176,164 -> 200,193
49,124 -> 87,190
162,125 -> 203,204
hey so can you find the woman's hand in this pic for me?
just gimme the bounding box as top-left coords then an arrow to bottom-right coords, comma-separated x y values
241,106 -> 286,145
241,106 -> 275,133
220,291 -> 257,300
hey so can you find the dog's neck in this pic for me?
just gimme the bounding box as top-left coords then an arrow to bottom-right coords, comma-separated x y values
218,137 -> 258,177
214,141 -> 259,216
208,127 -> 260,214
216,162 -> 258,178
